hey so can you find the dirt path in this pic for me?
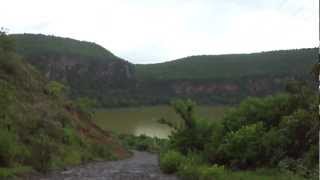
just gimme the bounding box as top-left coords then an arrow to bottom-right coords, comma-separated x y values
31,151 -> 178,180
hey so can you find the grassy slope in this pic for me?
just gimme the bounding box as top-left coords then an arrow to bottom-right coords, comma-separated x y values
0,43 -> 128,178
136,48 -> 317,80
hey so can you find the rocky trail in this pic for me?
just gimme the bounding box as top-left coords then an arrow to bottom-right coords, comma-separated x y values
26,151 -> 178,180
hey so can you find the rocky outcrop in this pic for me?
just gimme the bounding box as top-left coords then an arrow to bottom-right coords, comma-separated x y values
23,54 -> 136,104
172,82 -> 240,95
26,55 -> 134,82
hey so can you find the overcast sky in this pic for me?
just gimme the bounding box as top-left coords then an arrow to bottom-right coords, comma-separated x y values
0,0 -> 318,64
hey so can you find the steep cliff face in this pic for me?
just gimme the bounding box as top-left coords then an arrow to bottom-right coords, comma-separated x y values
172,81 -> 240,94
134,48 -> 317,105
27,54 -> 133,81
11,34 -> 135,105
26,54 -> 134,86
130,75 -> 302,105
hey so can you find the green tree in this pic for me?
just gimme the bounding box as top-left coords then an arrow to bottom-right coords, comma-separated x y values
218,122 -> 265,168
0,28 -> 15,52
45,81 -> 67,97
74,97 -> 97,111
164,99 -> 214,154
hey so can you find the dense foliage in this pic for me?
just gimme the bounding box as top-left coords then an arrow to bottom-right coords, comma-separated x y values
0,31 -> 126,178
160,81 -> 318,180
118,134 -> 168,152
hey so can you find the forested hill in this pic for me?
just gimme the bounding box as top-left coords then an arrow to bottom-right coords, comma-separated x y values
133,48 -> 317,105
11,34 -> 117,61
10,33 -> 317,106
136,48 -> 317,80
10,34 -> 135,106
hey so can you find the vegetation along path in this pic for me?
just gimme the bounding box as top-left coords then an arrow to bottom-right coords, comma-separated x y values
33,151 -> 178,180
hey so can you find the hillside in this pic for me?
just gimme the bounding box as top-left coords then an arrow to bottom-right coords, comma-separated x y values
133,48 -> 317,105
11,33 -> 317,106
136,48 -> 316,80
12,34 -> 116,60
11,34 -> 135,107
0,32 -> 127,178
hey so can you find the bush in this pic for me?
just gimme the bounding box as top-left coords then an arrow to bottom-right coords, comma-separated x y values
0,130 -> 23,167
222,94 -> 292,133
177,161 -> 225,180
223,169 -> 307,180
0,130 -> 15,166
30,134 -> 57,172
198,164 -> 226,180
62,127 -> 82,145
160,150 -> 185,174
218,122 -> 265,168
119,134 -> 168,152
302,145 -> 319,175
136,140 -> 149,151
61,148 -> 82,166
91,143 -> 115,160
279,109 -> 317,158
162,82 -> 318,179
203,122 -> 224,163
0,166 -> 32,179
0,30 -> 15,52
260,128 -> 288,165
177,162 -> 200,180
168,99 -> 214,154
45,81 -> 67,97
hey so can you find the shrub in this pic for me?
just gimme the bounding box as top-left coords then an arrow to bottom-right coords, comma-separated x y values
279,109 -> 317,158
119,134 -> 168,152
177,162 -> 200,180
168,99 -> 214,154
224,169 -> 307,180
203,122 -> 224,163
0,129 -> 16,166
198,164 -> 225,180
160,150 -> 185,174
163,82 -> 318,178
62,127 -> 82,145
0,130 -> 21,167
0,30 -> 15,52
30,134 -> 57,172
218,122 -> 265,168
91,143 -> 115,160
0,166 -> 32,179
62,148 -> 82,166
45,81 -> 67,97
302,144 -> 319,174
136,140 -> 149,151
176,154 -> 225,180
222,94 -> 292,133
73,97 -> 97,113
